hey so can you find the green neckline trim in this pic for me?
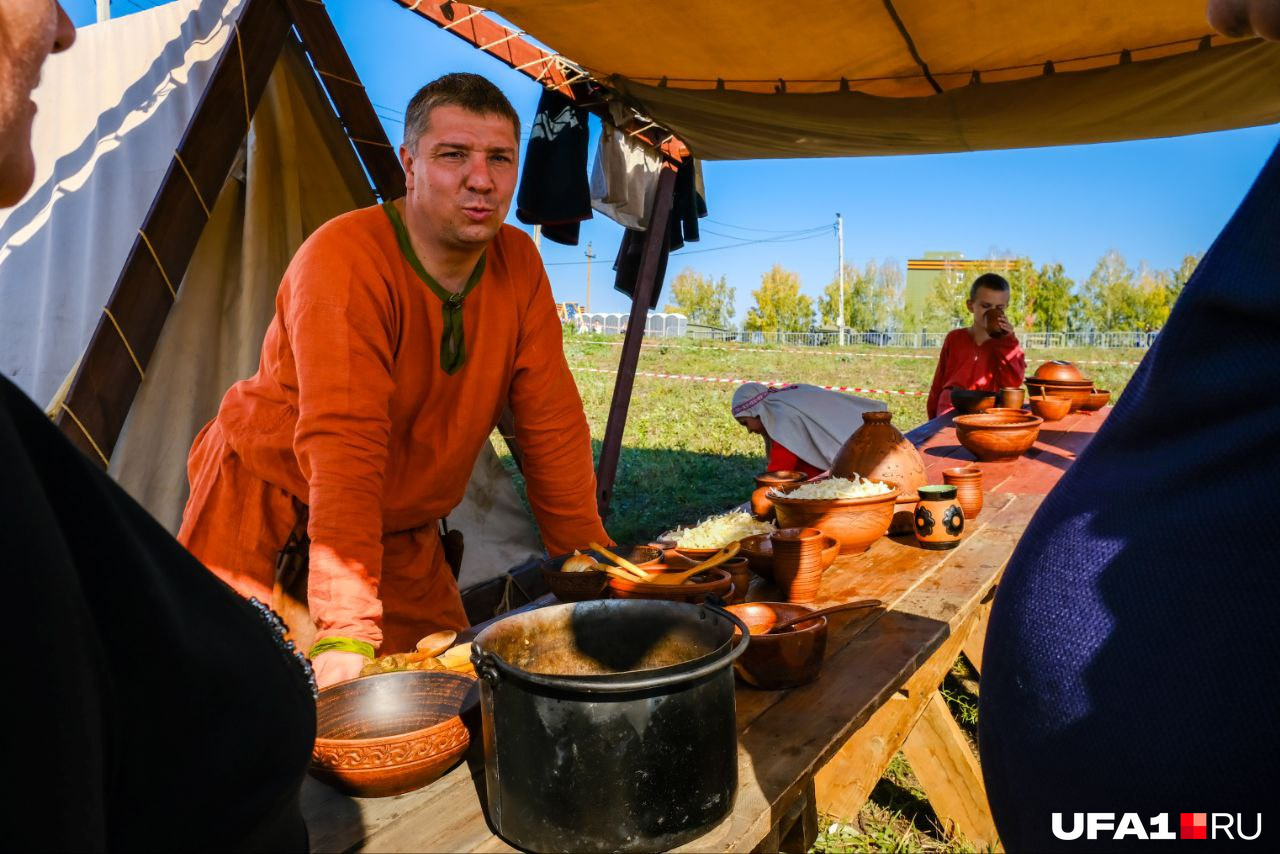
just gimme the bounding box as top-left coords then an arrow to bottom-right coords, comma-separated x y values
381,200 -> 486,374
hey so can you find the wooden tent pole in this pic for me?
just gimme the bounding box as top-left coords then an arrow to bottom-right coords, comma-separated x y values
595,163 -> 678,519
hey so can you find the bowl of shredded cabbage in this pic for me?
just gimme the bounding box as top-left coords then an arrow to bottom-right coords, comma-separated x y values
768,476 -> 899,554
664,511 -> 777,560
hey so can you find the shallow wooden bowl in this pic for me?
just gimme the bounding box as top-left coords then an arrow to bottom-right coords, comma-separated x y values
1080,389 -> 1111,411
769,482 -> 899,555
1029,395 -> 1072,421
726,602 -> 828,689
1026,379 -> 1093,411
949,388 -> 996,413
954,413 -> 1043,461
541,545 -> 662,602
311,670 -> 475,798
607,565 -> 734,604
739,534 -> 775,582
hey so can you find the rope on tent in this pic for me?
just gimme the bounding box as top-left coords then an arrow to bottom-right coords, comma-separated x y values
173,150 -> 211,219
350,136 -> 394,149
317,68 -> 365,89
59,403 -> 110,467
233,25 -> 251,128
136,229 -> 177,299
102,307 -> 145,380
440,8 -> 485,32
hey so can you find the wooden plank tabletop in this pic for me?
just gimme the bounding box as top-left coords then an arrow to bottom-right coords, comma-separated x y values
302,492 -> 1043,853
907,406 -> 1111,495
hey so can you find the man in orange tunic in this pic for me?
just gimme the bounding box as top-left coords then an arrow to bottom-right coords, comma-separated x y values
179,74 -> 608,688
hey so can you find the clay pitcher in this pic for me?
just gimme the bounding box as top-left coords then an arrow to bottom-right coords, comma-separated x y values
831,411 -> 927,534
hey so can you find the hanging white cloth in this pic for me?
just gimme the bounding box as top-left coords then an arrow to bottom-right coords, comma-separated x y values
589,122 -> 662,230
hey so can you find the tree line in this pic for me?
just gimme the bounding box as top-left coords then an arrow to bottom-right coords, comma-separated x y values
663,250 -> 1202,334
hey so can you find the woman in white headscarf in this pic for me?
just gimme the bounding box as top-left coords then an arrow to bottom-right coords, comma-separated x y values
731,382 -> 887,477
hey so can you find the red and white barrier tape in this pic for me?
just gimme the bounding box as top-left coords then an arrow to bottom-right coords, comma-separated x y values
572,366 -> 928,396
576,338 -> 1144,367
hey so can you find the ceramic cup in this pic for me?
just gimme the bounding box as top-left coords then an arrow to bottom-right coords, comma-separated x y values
914,485 -> 965,550
996,387 -> 1025,409
770,527 -> 825,604
942,466 -> 984,520
722,557 -> 751,605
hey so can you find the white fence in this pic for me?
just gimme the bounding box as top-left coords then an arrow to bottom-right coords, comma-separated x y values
681,328 -> 1160,350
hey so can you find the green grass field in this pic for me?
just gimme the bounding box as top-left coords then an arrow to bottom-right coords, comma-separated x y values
490,334 -> 1143,851
494,333 -> 1143,545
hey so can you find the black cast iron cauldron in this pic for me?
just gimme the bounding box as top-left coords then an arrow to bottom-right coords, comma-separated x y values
471,599 -> 750,853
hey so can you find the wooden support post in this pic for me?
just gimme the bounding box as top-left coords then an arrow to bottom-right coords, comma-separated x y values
778,779 -> 820,853
595,164 -> 677,519
961,595 -> 993,675
901,692 -> 1000,849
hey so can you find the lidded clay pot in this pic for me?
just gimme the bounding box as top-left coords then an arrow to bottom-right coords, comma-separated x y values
1033,360 -> 1085,382
831,410 -> 927,534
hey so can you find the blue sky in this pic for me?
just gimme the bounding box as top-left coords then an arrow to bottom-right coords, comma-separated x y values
68,0 -> 1280,322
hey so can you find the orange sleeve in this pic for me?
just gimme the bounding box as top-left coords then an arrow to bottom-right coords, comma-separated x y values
507,242 -> 610,555
285,228 -> 397,650
927,333 -> 952,419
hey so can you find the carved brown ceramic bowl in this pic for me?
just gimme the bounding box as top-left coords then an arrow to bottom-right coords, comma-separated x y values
1025,379 -> 1093,411
1033,360 -> 1086,382
607,565 -> 734,603
769,481 -> 900,554
948,388 -> 997,413
541,546 -> 662,602
984,407 -> 1031,419
954,413 -> 1044,461
311,670 -> 475,798
726,602 -> 828,689
1081,389 -> 1111,411
1029,395 -> 1072,421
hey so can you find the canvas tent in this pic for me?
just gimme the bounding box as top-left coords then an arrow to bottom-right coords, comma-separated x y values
418,0 -> 1280,160
0,0 -> 543,595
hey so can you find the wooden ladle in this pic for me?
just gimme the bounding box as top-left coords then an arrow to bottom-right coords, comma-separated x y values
647,542 -> 742,585
765,599 -> 881,634
414,630 -> 458,658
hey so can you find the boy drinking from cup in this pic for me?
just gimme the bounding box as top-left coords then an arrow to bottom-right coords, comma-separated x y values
926,273 -> 1027,419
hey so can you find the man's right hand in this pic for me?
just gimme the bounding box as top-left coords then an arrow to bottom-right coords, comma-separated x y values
312,650 -> 368,689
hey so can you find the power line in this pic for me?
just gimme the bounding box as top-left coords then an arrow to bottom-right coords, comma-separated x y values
542,228 -> 829,266
705,217 -> 832,234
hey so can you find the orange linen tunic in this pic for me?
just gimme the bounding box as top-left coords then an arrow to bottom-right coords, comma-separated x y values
178,204 -> 607,653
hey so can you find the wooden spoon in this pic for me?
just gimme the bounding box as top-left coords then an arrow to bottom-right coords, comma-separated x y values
590,542 -> 656,581
766,599 -> 881,634
646,542 -> 742,585
414,630 -> 458,658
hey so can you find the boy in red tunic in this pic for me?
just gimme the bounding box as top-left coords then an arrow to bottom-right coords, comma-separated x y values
926,273 -> 1027,419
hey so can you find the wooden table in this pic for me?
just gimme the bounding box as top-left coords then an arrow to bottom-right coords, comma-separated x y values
303,409 -> 1111,853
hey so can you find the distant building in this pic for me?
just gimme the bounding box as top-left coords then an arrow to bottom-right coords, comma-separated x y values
904,251 -> 1020,320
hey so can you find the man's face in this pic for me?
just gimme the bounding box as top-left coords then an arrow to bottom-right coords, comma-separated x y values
967,286 -> 1009,325
0,0 -> 75,208
399,105 -> 518,253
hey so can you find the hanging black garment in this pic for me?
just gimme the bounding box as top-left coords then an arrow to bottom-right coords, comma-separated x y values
0,376 -> 316,851
613,226 -> 671,310
515,88 -> 592,246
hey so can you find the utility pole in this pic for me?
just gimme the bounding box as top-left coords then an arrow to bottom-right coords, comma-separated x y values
532,224 -> 541,252
836,213 -> 845,346
584,241 -> 595,313
97,0 -> 111,22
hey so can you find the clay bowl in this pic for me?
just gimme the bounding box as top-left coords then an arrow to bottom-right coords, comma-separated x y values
1025,379 -> 1093,411
311,670 -> 475,797
1033,360 -> 1085,382
738,534 -> 775,582
674,544 -> 732,563
541,545 -> 662,603
1081,389 -> 1111,411
1029,395 -> 1072,421
984,407 -> 1031,420
948,388 -> 997,413
607,565 -> 733,604
751,470 -> 809,517
954,413 -> 1044,461
769,481 -> 900,555
726,602 -> 828,689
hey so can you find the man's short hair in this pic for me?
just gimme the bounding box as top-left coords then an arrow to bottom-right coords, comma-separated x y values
969,272 -> 1011,300
403,73 -> 521,152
